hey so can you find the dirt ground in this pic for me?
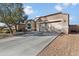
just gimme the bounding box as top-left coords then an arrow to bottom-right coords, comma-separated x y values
0,33 -> 11,39
38,34 -> 79,56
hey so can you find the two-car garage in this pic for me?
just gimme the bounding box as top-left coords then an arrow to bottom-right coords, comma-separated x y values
36,12 -> 69,34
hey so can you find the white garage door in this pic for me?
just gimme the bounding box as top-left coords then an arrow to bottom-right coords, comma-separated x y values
39,22 -> 63,33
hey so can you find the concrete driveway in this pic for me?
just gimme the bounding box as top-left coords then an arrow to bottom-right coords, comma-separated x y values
0,32 -> 59,56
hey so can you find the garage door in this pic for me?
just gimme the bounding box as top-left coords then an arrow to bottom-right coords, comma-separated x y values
39,22 -> 63,33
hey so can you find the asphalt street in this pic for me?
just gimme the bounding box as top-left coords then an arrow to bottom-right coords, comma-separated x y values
0,32 -> 59,56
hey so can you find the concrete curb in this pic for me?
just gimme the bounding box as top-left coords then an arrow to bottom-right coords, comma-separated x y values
36,33 -> 62,56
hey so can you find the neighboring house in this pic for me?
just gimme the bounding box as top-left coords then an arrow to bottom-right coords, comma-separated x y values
36,12 -> 69,34
0,22 -> 8,33
0,22 -> 9,33
16,23 -> 26,32
69,25 -> 79,33
0,22 -> 16,33
26,20 -> 36,31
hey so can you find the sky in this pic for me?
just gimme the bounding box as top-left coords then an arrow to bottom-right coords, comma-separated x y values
23,3 -> 79,25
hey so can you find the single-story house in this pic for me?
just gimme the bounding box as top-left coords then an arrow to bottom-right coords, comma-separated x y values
0,22 -> 17,33
35,12 -> 69,34
69,25 -> 79,33
26,20 -> 36,31
16,23 -> 26,32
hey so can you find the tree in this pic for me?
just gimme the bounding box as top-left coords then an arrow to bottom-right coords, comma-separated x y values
0,3 -> 24,34
24,15 -> 28,21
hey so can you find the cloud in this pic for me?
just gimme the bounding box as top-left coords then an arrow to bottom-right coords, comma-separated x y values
24,6 -> 34,15
35,16 -> 40,17
63,3 -> 72,7
55,3 -> 78,12
63,3 -> 78,7
54,4 -> 63,12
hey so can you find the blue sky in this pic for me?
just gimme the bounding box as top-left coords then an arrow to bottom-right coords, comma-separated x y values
23,3 -> 79,25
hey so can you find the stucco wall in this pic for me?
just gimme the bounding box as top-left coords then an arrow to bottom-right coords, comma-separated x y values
36,13 -> 69,34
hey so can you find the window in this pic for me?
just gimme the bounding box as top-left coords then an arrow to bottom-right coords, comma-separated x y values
27,23 -> 31,29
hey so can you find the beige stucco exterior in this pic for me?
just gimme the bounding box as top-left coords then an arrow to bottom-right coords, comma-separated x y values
26,20 -> 36,31
36,12 -> 69,34
16,24 -> 26,32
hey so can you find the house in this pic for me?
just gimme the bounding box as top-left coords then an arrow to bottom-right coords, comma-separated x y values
69,25 -> 79,33
26,20 -> 36,31
16,23 -> 26,32
36,12 -> 69,34
0,22 -> 16,33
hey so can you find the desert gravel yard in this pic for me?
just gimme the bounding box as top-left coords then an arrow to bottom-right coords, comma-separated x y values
38,34 -> 79,56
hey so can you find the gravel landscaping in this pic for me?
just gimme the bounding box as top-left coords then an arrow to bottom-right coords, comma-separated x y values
38,34 -> 79,56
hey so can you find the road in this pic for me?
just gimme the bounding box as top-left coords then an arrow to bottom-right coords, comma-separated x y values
0,32 -> 59,56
